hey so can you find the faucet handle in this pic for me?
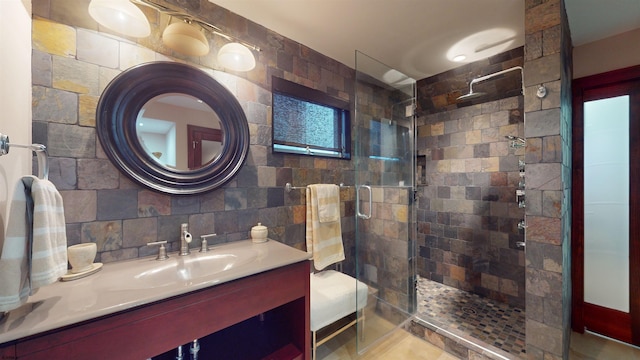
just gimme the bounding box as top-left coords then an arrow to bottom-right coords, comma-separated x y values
147,241 -> 169,261
199,233 -> 216,253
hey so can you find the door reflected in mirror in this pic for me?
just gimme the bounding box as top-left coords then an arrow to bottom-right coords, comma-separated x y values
136,93 -> 224,171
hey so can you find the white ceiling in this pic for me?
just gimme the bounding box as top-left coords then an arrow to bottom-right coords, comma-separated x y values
209,0 -> 640,81
565,0 -> 640,47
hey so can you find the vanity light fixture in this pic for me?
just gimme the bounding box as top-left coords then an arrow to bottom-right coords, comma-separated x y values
88,0 -> 151,38
88,0 -> 260,70
133,0 -> 260,71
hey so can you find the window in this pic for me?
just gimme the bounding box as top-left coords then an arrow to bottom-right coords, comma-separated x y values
272,77 -> 350,159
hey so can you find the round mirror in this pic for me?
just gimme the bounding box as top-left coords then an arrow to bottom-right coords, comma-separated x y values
136,93 -> 224,171
96,62 -> 249,195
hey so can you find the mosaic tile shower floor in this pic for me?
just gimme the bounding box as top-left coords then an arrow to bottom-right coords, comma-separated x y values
416,277 -> 526,358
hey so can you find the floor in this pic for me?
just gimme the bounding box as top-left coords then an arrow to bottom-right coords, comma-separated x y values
316,313 -> 460,360
570,331 -> 640,359
416,277 -> 526,359
317,286 -> 640,360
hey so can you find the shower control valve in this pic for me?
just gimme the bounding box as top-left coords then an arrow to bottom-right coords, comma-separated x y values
518,220 -> 528,230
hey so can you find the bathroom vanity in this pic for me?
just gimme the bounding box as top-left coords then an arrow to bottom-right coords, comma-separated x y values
0,240 -> 310,359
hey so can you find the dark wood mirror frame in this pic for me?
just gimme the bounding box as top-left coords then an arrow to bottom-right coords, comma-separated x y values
96,62 -> 250,195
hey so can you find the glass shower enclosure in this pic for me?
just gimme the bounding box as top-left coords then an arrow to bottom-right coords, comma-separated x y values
354,51 -> 417,352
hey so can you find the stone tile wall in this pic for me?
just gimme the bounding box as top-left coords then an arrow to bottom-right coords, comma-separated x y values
31,0 -> 357,264
523,0 -> 571,358
415,48 -> 526,308
415,94 -> 526,308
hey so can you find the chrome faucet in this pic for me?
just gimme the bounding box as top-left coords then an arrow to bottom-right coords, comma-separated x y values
180,223 -> 192,256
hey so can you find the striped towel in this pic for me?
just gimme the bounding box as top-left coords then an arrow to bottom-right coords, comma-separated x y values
0,176 -> 67,312
305,184 -> 345,270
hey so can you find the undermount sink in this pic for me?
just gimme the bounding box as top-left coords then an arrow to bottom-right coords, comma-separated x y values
100,246 -> 260,290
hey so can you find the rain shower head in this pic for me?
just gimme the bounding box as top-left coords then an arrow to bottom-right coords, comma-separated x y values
456,66 -> 524,102
456,91 -> 487,101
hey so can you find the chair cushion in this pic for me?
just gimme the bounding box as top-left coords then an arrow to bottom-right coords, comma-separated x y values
310,270 -> 369,331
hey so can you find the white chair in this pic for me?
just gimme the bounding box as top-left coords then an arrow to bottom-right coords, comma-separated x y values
310,269 -> 369,359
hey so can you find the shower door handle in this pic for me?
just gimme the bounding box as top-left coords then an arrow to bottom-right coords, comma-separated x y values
356,185 -> 372,219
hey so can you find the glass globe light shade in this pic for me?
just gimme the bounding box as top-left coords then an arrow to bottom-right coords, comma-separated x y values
217,43 -> 256,72
162,20 -> 210,57
88,0 -> 151,38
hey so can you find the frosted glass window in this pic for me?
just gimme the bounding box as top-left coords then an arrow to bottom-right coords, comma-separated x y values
271,77 -> 350,159
583,95 -> 629,312
273,93 -> 340,149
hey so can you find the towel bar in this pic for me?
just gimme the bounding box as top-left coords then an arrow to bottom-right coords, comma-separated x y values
0,133 -> 49,180
285,182 -> 351,193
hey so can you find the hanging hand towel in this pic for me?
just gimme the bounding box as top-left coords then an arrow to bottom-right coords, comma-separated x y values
29,177 -> 68,288
0,179 -> 30,312
315,184 -> 340,223
0,176 -> 68,312
306,184 -> 345,270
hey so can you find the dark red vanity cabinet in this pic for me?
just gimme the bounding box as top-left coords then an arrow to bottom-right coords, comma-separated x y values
0,261 -> 310,360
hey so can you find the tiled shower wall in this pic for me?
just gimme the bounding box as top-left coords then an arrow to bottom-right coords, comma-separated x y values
416,96 -> 526,308
30,0 -> 357,264
523,0 -> 573,358
415,49 -> 526,308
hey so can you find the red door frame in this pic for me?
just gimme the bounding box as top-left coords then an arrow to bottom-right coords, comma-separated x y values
187,124 -> 222,169
572,64 -> 640,344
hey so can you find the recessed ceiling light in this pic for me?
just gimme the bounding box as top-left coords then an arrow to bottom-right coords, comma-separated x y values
447,28 -> 516,64
453,54 -> 467,62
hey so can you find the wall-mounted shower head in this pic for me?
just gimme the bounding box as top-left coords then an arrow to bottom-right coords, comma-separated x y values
456,91 -> 487,101
457,66 -> 524,102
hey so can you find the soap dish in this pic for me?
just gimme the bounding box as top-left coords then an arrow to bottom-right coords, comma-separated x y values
60,263 -> 103,282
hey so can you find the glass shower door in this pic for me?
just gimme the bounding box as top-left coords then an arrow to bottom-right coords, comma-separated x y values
354,51 -> 417,352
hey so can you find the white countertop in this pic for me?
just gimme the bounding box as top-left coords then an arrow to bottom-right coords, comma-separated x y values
0,240 -> 310,344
